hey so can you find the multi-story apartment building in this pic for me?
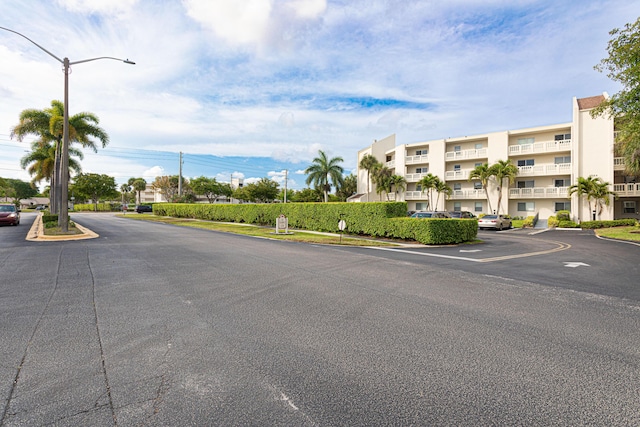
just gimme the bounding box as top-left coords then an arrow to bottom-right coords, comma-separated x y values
354,94 -> 640,223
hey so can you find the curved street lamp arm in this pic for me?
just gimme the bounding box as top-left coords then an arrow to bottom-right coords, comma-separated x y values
70,56 -> 136,66
0,25 -> 63,64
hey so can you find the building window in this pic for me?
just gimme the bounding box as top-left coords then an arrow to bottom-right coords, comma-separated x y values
475,162 -> 482,167
554,155 -> 571,164
416,149 -> 428,155
454,164 -> 461,171
623,201 -> 636,214
517,159 -> 535,167
416,167 -> 428,173
555,133 -> 571,141
416,184 -> 422,191
474,182 -> 482,190
416,202 -> 428,210
453,183 -> 461,191
517,137 -> 534,145
454,145 -> 461,152
386,155 -> 392,162
454,202 -> 461,212
517,180 -> 535,188
517,202 -> 535,212
474,202 -> 483,212
475,143 -> 483,150
554,179 -> 570,187
555,202 -> 571,211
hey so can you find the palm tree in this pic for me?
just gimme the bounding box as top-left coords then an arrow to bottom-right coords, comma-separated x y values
11,100 -> 109,214
469,162 -> 493,213
434,179 -> 452,210
490,160 -> 518,214
20,140 -> 83,192
304,150 -> 345,202
389,175 -> 407,201
372,165 -> 393,200
129,178 -> 147,205
569,175 -> 616,220
592,179 -> 617,219
418,173 -> 438,209
359,154 -> 380,202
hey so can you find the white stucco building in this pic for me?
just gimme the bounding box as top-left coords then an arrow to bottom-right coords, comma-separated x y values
354,94 -> 640,223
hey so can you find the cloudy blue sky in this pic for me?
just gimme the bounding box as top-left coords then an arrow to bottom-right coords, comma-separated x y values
0,0 -> 637,191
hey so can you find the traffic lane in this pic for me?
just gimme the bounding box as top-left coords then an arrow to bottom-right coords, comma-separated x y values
0,211 -> 35,246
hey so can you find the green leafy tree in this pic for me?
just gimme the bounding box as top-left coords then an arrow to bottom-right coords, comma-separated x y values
359,154 -> 380,202
372,165 -> 393,201
336,174 -> 358,201
305,150 -> 345,202
291,187 -> 322,202
418,173 -> 438,209
249,178 -> 280,203
120,183 -> 133,205
389,175 -> 407,201
592,17 -> 640,175
434,179 -> 452,209
151,175 -> 182,202
190,176 -> 221,203
20,140 -> 83,191
73,173 -> 118,211
128,177 -> 147,205
490,159 -> 518,214
469,162 -> 494,213
569,175 -> 617,220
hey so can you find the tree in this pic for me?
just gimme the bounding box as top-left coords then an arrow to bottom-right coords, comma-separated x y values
359,154 -> 380,202
73,173 -> 118,211
336,174 -> 358,201
490,160 -> 518,214
20,140 -> 83,192
469,162 -> 493,213
128,177 -> 147,205
234,178 -> 279,203
389,175 -> 407,201
190,176 -> 221,203
569,175 -> 617,220
11,100 -> 109,214
151,176 -> 181,202
304,150 -> 345,202
592,17 -> 640,175
120,183 -> 132,205
291,187 -> 323,202
434,179 -> 452,209
371,165 -> 393,201
418,173 -> 438,209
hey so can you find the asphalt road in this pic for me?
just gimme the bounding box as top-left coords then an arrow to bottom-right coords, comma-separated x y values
1,213 -> 639,426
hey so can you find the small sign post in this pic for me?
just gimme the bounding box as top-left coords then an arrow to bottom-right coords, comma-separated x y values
338,217 -> 346,244
276,214 -> 288,234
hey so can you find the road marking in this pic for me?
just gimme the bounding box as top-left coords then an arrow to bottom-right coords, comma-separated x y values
280,392 -> 299,410
564,262 -> 590,268
460,249 -> 481,253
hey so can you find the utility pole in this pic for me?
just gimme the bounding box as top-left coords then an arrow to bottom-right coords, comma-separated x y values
284,169 -> 288,203
178,151 -> 183,196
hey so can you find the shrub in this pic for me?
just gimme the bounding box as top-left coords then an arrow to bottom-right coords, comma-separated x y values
558,220 -> 579,228
580,219 -> 637,229
556,210 -> 571,221
547,216 -> 559,228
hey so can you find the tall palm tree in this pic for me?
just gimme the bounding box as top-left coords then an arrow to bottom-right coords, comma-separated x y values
591,179 -> 617,219
569,175 -> 616,220
372,165 -> 393,200
129,178 -> 147,205
359,154 -> 380,202
20,140 -> 83,192
469,162 -> 493,214
434,179 -> 452,210
304,150 -> 345,202
418,173 -> 438,209
11,100 -> 109,214
389,175 -> 407,201
490,159 -> 518,214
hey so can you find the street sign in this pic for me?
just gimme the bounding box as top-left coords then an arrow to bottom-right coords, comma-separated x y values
338,219 -> 346,231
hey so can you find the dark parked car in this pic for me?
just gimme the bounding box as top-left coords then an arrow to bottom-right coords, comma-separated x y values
0,204 -> 20,226
135,205 -> 153,213
410,211 -> 452,219
478,214 -> 512,230
448,211 -> 477,219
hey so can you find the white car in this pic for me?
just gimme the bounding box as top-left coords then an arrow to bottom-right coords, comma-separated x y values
478,214 -> 511,230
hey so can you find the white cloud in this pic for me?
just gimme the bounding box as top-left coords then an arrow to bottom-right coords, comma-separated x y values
56,0 -> 138,17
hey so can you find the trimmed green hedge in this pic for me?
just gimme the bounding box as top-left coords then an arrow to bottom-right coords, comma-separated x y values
74,203 -> 114,212
153,202 -> 478,245
579,219 -> 637,229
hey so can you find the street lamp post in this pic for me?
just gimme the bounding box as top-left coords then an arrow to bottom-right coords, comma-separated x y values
0,26 -> 134,231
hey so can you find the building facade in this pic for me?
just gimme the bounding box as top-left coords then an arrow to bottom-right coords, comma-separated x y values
355,94 -> 640,222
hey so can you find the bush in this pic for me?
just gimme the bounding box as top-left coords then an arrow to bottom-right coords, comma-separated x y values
556,210 -> 571,221
153,202 -> 478,244
74,203 -> 115,212
558,220 -> 579,228
547,216 -> 559,228
580,219 -> 637,229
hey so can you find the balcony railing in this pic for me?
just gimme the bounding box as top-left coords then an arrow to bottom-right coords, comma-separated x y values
385,160 -> 395,168
509,139 -> 571,155
445,169 -> 471,180
614,157 -> 625,171
450,189 -> 485,200
404,191 -> 429,200
405,173 -> 430,182
445,148 -> 487,161
509,187 -> 569,198
614,183 -> 640,196
405,154 -> 429,165
516,163 -> 571,176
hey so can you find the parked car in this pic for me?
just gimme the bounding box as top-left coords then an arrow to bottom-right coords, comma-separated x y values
135,205 -> 153,213
448,211 -> 477,219
0,204 -> 20,226
478,214 -> 511,230
35,205 -> 48,211
410,211 -> 452,219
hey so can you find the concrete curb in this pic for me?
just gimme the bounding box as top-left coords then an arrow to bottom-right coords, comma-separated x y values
26,213 -> 99,242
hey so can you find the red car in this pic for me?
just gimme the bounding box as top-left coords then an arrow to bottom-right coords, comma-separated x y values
0,204 -> 20,226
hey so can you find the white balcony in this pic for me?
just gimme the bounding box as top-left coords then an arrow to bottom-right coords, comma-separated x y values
404,191 -> 429,200
445,148 -> 487,161
450,189 -> 485,200
405,173 -> 430,182
405,154 -> 429,165
516,163 -> 571,176
445,169 -> 471,180
509,139 -> 571,155
614,157 -> 625,171
509,187 -> 569,198
385,160 -> 395,168
614,183 -> 640,196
